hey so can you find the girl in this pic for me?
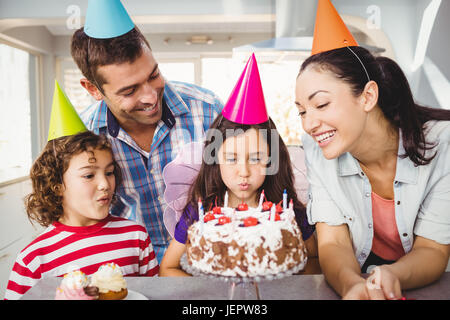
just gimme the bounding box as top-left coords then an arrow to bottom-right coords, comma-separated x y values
4,131 -> 159,300
159,115 -> 319,276
295,20 -> 450,300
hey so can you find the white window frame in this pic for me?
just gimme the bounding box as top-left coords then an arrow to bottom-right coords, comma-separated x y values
154,51 -> 232,87
0,38 -> 43,187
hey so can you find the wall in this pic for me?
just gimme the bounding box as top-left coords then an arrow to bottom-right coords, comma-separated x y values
334,0 -> 450,108
419,0 -> 450,108
0,179 -> 45,298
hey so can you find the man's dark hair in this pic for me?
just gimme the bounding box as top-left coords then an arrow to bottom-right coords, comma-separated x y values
71,27 -> 151,91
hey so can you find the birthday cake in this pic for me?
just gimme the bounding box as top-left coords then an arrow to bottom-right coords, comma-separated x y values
185,200 -> 307,277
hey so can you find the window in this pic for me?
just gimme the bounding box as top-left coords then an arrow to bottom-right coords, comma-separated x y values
201,57 -> 244,102
0,44 -> 37,183
159,62 -> 195,85
63,67 -> 96,114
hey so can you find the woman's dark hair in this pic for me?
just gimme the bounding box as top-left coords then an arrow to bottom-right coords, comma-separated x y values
25,131 -> 122,227
182,114 -> 306,228
298,46 -> 450,166
71,27 -> 151,91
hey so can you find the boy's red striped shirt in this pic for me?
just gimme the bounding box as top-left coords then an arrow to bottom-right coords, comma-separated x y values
4,215 -> 159,300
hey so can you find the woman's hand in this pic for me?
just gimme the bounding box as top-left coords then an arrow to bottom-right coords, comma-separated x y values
342,281 -> 370,300
365,265 -> 402,300
343,266 -> 402,300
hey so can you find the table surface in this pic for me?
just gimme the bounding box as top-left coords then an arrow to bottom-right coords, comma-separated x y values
21,272 -> 450,300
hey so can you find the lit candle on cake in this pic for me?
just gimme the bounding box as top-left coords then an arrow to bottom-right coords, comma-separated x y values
258,190 -> 265,209
283,189 -> 287,212
231,212 -> 236,233
224,191 -> 228,208
289,199 -> 293,211
198,198 -> 204,232
270,204 -> 276,222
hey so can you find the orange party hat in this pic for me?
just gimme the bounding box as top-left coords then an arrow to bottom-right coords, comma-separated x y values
311,0 -> 358,55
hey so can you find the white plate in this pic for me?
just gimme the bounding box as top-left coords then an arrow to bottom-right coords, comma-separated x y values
124,290 -> 148,300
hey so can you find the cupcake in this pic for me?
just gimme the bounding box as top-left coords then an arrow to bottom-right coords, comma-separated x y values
55,270 -> 99,300
90,263 -> 128,300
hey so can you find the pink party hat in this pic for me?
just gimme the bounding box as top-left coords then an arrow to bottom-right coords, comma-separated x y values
222,53 -> 269,124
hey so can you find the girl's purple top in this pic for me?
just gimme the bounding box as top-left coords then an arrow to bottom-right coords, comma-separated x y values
174,203 -> 315,244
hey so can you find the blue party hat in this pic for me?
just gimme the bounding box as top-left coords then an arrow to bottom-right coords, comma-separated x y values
84,0 -> 135,39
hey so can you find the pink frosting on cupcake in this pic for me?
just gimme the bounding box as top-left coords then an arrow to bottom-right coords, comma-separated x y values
55,285 -> 96,300
54,270 -> 98,300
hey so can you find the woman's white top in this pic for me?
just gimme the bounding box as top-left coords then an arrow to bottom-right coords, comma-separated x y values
302,120 -> 450,267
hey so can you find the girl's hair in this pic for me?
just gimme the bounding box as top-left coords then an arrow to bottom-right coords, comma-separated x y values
25,131 -> 122,227
298,46 -> 450,166
182,114 -> 306,227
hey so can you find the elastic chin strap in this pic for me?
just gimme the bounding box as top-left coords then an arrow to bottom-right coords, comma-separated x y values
345,45 -> 371,83
52,139 -> 64,185
217,113 -> 224,129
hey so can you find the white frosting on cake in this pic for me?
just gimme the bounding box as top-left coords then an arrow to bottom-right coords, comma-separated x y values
186,205 -> 307,277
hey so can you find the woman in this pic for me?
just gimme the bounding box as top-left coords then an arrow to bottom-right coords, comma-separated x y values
295,45 -> 450,299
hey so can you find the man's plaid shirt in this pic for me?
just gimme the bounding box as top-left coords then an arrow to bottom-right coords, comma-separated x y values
80,81 -> 223,263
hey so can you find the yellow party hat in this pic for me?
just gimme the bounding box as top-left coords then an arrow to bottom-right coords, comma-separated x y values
47,80 -> 87,141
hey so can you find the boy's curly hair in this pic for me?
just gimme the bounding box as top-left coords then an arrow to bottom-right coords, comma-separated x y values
25,131 -> 122,227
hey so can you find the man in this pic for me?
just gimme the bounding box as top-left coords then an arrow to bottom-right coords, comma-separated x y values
71,0 -> 223,262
